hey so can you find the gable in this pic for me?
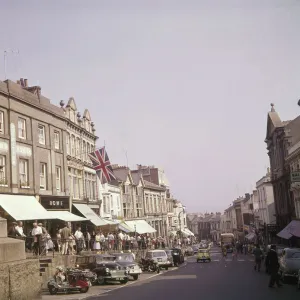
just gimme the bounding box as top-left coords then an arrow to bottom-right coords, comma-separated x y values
66,97 -> 77,111
83,109 -> 91,121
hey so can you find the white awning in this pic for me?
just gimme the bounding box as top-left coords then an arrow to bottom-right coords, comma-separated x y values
277,220 -> 300,239
0,194 -> 56,221
73,204 -> 109,226
184,228 -> 195,236
245,232 -> 256,240
46,211 -> 87,222
125,220 -> 156,234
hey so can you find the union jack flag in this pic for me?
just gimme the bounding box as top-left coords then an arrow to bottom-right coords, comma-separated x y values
88,147 -> 116,184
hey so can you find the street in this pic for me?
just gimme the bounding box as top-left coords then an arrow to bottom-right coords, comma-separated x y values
42,247 -> 300,300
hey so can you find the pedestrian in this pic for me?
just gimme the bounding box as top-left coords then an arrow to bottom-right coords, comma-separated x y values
265,244 -> 282,288
60,223 -> 71,255
232,244 -> 238,260
32,222 -> 42,255
253,244 -> 263,272
74,226 -> 84,254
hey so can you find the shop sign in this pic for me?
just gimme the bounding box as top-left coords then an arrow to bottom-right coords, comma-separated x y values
291,172 -> 300,182
41,196 -> 69,210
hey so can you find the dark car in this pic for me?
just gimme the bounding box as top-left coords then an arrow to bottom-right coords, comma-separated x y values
75,254 -> 128,285
171,248 -> 185,265
113,253 -> 142,280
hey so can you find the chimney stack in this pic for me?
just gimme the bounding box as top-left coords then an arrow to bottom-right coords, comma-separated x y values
24,79 -> 28,87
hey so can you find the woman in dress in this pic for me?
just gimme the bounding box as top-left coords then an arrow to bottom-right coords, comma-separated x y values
94,231 -> 101,251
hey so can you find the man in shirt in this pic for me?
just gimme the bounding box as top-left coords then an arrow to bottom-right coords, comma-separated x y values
32,223 -> 42,255
60,223 -> 71,255
74,226 -> 84,254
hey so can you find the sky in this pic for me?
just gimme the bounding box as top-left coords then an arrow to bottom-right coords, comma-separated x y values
1,0 -> 300,213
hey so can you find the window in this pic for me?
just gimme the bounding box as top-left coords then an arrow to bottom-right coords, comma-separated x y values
18,118 -> 26,139
38,125 -> 45,145
0,111 -> 3,133
54,131 -> 60,149
40,163 -> 47,190
56,166 -> 61,191
19,159 -> 28,186
82,141 -> 86,160
71,135 -> 75,156
66,134 -> 70,155
0,155 -> 6,184
76,138 -> 80,156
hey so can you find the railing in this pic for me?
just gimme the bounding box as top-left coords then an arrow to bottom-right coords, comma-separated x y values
12,236 -> 177,259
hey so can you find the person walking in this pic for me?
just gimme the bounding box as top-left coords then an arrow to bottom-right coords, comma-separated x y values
253,244 -> 263,272
265,244 -> 282,288
60,223 -> 71,255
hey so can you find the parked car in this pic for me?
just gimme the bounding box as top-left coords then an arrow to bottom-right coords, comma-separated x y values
171,248 -> 185,265
75,254 -> 128,285
192,245 -> 199,254
164,249 -> 175,266
279,248 -> 300,282
145,250 -> 171,270
113,253 -> 142,281
184,246 -> 194,256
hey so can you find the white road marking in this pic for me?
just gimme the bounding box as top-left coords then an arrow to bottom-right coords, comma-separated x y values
212,259 -> 220,262
237,259 -> 245,262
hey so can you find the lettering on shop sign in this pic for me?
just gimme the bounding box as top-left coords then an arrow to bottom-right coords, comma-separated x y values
50,201 -> 63,207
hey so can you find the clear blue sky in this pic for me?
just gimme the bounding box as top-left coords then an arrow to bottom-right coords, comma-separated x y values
1,0 -> 300,212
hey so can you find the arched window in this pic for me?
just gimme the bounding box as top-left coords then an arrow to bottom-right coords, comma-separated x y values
87,143 -> 90,161
76,138 -> 80,156
66,133 -> 70,155
82,141 -> 86,161
71,135 -> 75,156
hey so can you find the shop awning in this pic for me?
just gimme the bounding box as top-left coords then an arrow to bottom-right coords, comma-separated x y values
245,232 -> 256,240
118,222 -> 134,233
184,228 -> 195,236
277,220 -> 300,239
73,204 -> 109,226
125,220 -> 156,234
46,211 -> 87,222
0,195 -> 56,221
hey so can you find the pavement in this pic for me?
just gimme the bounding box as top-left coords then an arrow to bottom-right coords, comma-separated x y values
42,246 -> 300,300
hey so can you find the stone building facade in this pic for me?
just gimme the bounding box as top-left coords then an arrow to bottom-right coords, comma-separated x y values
285,114 -> 300,219
256,169 -> 276,225
265,104 -> 294,229
0,79 -> 69,209
61,98 -> 99,213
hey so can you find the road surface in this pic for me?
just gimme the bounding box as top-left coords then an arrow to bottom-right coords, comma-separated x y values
42,246 -> 300,300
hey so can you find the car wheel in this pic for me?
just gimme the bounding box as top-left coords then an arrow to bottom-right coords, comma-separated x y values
97,275 -> 105,285
132,275 -> 139,281
49,286 -> 58,295
80,287 -> 89,293
196,260 -> 199,263
120,278 -> 128,284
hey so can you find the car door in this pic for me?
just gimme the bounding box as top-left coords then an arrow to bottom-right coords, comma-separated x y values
279,250 -> 286,272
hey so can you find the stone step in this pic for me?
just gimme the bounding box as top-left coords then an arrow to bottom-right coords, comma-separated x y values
39,258 -> 52,263
40,263 -> 49,268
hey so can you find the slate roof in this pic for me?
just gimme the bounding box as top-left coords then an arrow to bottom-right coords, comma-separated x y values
143,180 -> 165,191
112,166 -> 130,182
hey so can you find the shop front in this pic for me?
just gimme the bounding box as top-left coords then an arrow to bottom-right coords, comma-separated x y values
40,195 -> 86,235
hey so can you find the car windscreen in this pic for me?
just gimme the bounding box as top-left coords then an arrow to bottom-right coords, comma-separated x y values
287,251 -> 300,259
96,256 -> 115,263
115,255 -> 134,262
198,250 -> 208,253
147,252 -> 167,258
